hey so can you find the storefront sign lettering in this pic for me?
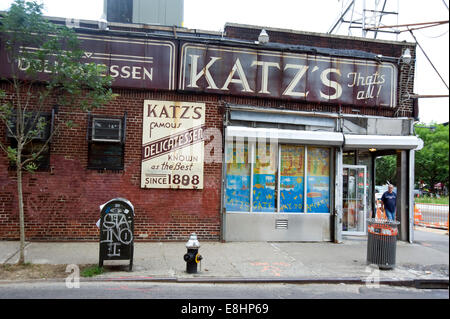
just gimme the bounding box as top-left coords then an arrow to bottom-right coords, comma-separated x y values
0,34 -> 177,90
1,34 -> 398,108
179,43 -> 397,108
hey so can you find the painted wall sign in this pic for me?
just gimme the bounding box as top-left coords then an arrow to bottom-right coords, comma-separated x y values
141,100 -> 205,189
0,34 -> 176,90
179,42 -> 397,108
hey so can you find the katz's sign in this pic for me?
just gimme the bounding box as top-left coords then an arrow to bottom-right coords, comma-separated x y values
141,100 -> 205,189
179,43 -> 397,108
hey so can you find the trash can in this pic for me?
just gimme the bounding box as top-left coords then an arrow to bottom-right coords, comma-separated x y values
366,218 -> 400,270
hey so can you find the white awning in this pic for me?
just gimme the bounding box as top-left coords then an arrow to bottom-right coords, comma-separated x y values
225,127 -> 422,150
343,134 -> 422,150
225,126 -> 344,146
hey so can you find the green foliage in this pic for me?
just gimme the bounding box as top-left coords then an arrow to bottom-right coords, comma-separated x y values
415,196 -> 449,205
374,124 -> 449,194
0,0 -> 116,171
375,155 -> 397,186
0,0 -> 116,112
80,265 -> 104,277
415,123 -> 449,192
6,146 -> 17,163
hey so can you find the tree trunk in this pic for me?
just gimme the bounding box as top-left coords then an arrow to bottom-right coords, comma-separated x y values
16,147 -> 25,265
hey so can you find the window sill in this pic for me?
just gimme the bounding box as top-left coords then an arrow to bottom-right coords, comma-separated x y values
86,167 -> 124,173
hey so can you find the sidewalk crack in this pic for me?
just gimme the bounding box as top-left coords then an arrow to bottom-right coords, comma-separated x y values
3,242 -> 31,264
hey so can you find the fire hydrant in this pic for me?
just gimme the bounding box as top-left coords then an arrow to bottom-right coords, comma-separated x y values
183,233 -> 202,274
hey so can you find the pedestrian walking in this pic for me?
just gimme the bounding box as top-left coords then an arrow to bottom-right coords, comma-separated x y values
381,184 -> 397,221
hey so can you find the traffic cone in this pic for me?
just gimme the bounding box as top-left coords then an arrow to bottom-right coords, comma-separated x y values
376,200 -> 386,219
414,204 -> 423,224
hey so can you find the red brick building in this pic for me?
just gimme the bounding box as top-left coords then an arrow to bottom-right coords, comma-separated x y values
0,18 -> 420,243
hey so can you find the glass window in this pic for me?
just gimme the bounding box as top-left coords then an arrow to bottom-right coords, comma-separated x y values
224,139 -> 331,214
343,151 -> 356,165
87,116 -> 125,170
92,118 -> 122,142
307,147 -> 330,213
357,151 -> 373,219
88,143 -> 124,169
225,140 -> 251,212
280,145 -> 305,213
252,142 -> 277,212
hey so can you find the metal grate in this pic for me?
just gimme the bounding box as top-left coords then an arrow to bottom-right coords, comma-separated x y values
275,219 -> 288,230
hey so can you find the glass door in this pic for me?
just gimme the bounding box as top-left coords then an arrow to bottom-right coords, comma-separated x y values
342,165 -> 367,235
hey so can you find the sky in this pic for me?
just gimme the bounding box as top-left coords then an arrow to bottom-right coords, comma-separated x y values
0,0 -> 448,124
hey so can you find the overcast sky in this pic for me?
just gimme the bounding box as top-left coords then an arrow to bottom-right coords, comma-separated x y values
1,0 -> 448,124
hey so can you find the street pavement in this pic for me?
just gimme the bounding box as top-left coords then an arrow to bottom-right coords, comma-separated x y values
0,281 -> 447,299
0,227 -> 448,287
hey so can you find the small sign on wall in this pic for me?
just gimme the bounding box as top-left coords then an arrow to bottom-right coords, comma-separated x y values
141,100 -> 205,189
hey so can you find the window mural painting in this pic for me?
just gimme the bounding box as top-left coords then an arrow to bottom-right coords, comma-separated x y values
253,143 -> 277,212
280,145 -> 305,213
307,147 -> 330,213
225,141 -> 250,211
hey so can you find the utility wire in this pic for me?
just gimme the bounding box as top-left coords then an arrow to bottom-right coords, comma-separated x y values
443,0 -> 449,10
408,28 -> 449,91
419,27 -> 449,39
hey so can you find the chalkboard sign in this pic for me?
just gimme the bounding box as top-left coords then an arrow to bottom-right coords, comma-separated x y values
98,198 -> 134,271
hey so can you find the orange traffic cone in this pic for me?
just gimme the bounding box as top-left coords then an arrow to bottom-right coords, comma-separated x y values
376,200 -> 386,219
414,204 -> 423,224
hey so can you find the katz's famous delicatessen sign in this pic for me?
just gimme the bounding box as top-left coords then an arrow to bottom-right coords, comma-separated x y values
141,100 -> 206,189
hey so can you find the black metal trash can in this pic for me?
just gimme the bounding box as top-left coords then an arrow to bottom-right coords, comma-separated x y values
366,218 -> 400,270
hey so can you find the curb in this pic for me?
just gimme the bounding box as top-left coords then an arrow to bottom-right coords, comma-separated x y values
85,276 -> 449,289
1,276 -> 447,289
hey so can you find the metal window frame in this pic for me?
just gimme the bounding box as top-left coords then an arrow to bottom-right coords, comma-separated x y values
224,137 -> 332,215
91,117 -> 123,143
86,112 -> 127,170
342,164 -> 368,236
6,112 -> 52,141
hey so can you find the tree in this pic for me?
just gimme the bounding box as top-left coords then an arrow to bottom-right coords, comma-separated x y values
375,155 -> 397,186
0,0 -> 116,264
415,123 -> 449,194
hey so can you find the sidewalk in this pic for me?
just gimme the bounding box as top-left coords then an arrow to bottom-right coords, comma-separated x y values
1,232 -> 448,287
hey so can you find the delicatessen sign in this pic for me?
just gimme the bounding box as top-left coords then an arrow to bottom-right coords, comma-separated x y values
0,34 -> 176,90
141,100 -> 205,189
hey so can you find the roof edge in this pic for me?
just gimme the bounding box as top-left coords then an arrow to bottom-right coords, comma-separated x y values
224,22 -> 416,47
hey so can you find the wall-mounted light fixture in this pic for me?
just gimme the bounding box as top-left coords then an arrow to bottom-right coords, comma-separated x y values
369,148 -> 377,152
98,14 -> 108,31
401,48 -> 412,64
258,29 -> 269,44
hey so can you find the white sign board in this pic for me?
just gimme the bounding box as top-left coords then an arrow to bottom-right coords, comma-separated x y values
141,100 -> 205,189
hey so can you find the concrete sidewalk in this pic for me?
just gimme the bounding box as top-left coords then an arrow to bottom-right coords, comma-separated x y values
1,231 -> 448,286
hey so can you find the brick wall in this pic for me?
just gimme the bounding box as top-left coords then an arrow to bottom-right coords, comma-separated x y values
2,85 -> 345,241
0,86 -> 225,241
0,24 -> 417,241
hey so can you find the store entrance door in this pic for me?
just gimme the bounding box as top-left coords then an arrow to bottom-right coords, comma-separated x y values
342,165 -> 367,235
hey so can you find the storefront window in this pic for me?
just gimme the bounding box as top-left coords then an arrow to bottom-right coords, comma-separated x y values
280,145 -> 304,213
225,140 -> 331,214
343,151 -> 356,165
225,140 -> 251,212
307,147 -> 330,213
253,142 -> 278,212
